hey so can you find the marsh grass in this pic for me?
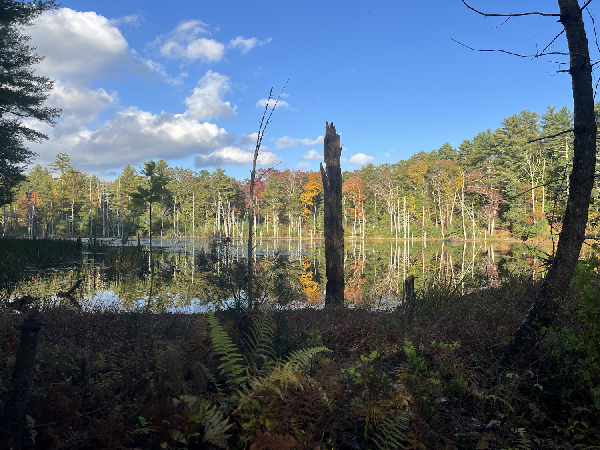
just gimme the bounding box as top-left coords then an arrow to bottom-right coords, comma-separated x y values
0,238 -> 80,292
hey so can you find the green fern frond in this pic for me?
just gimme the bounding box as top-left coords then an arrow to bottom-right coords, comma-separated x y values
249,346 -> 330,397
207,312 -> 247,386
202,405 -> 233,449
371,412 -> 410,450
285,346 -> 331,373
200,362 -> 224,394
244,306 -> 276,372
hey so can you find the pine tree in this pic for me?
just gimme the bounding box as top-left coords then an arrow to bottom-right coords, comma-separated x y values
0,0 -> 61,206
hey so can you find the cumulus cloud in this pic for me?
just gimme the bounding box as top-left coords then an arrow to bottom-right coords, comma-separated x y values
30,8 -> 130,82
195,146 -> 278,168
240,132 -> 258,146
109,13 -> 144,27
185,71 -> 236,120
28,9 -> 268,174
296,162 -> 309,169
48,80 -> 118,122
229,36 -> 272,54
32,107 -> 235,172
276,135 -> 324,149
349,153 -> 374,165
30,8 -> 177,85
255,98 -> 290,109
150,19 -> 225,62
302,149 -> 321,161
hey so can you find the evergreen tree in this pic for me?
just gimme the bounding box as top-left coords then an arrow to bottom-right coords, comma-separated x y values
0,0 -> 61,206
129,161 -> 170,265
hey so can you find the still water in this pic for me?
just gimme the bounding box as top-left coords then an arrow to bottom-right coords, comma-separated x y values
8,238 -> 555,312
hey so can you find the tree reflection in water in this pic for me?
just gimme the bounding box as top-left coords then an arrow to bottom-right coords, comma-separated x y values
3,238 -> 566,312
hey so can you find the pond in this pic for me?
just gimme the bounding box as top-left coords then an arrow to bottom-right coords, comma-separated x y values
4,237 -> 557,312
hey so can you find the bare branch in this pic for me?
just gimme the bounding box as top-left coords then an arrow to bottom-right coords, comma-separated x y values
527,128 -> 574,143
451,38 -> 569,58
461,0 -> 560,17
581,0 -> 594,11
540,29 -> 565,56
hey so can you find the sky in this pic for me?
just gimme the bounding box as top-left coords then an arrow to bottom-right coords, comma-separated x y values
24,0 -> 599,180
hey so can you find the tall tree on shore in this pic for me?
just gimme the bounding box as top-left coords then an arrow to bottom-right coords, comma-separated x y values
461,0 -> 599,369
0,0 -> 61,206
129,161 -> 170,268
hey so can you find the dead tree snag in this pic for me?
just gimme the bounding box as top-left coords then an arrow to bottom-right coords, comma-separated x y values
320,122 -> 345,307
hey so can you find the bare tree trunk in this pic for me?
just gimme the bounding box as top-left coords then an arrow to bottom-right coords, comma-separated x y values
320,122 -> 345,307
502,0 -> 597,369
1,309 -> 43,449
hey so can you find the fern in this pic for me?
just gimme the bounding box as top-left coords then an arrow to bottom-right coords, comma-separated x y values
243,305 -> 276,373
371,413 -> 410,450
202,405 -> 233,449
250,346 -> 331,397
284,346 -> 331,373
207,312 -> 247,386
514,428 -> 533,450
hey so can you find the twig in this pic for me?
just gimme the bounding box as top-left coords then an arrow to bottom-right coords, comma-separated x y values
527,128 -> 574,143
461,0 -> 560,17
451,38 -> 568,58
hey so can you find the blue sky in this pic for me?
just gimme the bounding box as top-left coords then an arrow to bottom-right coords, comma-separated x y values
26,1 -> 595,180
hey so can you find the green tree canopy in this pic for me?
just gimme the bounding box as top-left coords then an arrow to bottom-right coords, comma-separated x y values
0,0 -> 61,206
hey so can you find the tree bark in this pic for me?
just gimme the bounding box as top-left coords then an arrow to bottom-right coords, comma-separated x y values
1,309 -> 43,449
320,122 -> 345,307
502,0 -> 597,369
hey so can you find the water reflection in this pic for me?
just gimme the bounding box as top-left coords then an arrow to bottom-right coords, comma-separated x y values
6,238 -> 559,312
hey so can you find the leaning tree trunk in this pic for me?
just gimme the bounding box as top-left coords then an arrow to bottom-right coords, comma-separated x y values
1,309 -> 43,449
320,122 -> 345,307
502,0 -> 597,370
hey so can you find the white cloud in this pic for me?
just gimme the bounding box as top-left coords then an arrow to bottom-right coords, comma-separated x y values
256,98 -> 290,109
240,132 -> 258,146
349,153 -> 375,165
32,108 -> 235,172
229,36 -> 272,54
302,149 -> 321,160
185,71 -> 236,120
195,146 -> 278,168
134,56 -> 187,85
151,19 -> 225,62
48,80 -> 117,122
276,135 -> 324,149
109,14 -> 144,27
296,162 -> 309,169
30,8 -> 130,82
30,8 -> 176,85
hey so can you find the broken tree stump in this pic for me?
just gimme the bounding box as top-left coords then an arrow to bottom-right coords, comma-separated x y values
320,122 -> 345,307
402,275 -> 417,339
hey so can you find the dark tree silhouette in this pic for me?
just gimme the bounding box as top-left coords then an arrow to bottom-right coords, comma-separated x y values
461,0 -> 597,369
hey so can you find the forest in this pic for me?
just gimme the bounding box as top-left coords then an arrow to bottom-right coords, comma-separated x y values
2,0 -> 600,448
4,105 -> 598,243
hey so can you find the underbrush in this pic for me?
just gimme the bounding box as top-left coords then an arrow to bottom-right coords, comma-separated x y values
0,273 -> 599,448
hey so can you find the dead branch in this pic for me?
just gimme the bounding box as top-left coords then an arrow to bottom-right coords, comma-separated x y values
461,0 -> 560,17
56,279 -> 83,308
451,38 -> 569,58
527,128 -> 574,143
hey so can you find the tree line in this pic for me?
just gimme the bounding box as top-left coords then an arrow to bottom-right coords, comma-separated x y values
2,104 -> 600,241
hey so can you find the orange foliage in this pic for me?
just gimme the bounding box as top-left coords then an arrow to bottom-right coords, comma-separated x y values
299,258 -> 324,305
300,172 -> 321,219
